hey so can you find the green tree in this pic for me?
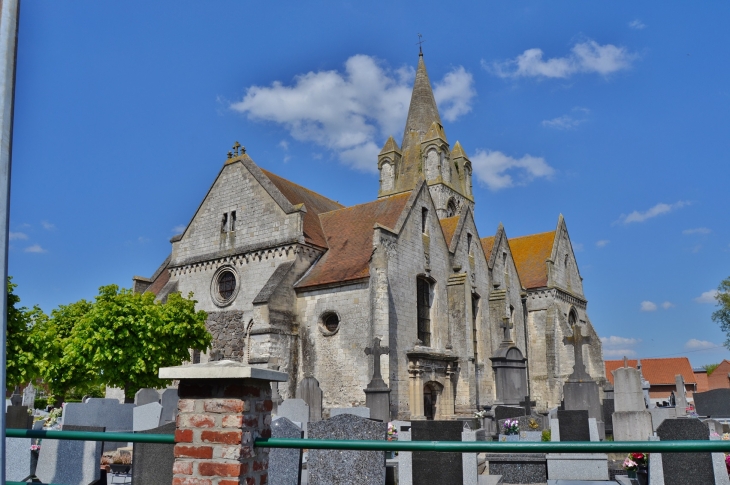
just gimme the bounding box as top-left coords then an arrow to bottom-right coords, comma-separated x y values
702,363 -> 720,375
5,277 -> 45,389
713,277 -> 730,348
62,285 -> 210,401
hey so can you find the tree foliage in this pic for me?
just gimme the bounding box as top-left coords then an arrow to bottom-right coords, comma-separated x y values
5,277 -> 45,389
713,277 -> 730,349
703,363 -> 720,376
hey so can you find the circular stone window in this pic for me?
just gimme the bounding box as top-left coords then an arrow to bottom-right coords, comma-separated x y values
211,266 -> 239,307
319,312 -> 340,335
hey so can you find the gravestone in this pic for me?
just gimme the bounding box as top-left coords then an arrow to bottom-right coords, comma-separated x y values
63,399 -> 135,450
612,360 -> 653,441
557,410 -> 590,441
392,421 -> 412,485
132,422 -> 176,485
22,383 -> 36,408
278,398 -> 309,437
656,418 -> 715,485
494,405 -> 526,422
308,414 -> 387,485
296,376 -> 323,422
6,387 -> 32,429
134,387 -> 160,406
330,407 -> 370,419
490,340 -> 528,405
5,437 -> 32,481
35,425 -> 104,485
411,420 -> 463,485
602,398 -> 614,436
485,452 -> 547,484
269,417 -> 303,485
462,424 -> 478,485
675,374 -> 688,415
133,402 -> 163,431
694,389 -> 730,417
159,387 -> 179,424
363,337 -> 391,423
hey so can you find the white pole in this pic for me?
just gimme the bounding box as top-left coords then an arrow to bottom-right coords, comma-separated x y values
0,0 -> 20,481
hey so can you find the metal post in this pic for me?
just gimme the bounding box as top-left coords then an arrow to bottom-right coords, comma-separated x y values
0,0 -> 20,482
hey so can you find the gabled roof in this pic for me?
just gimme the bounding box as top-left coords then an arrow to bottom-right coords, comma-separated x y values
694,370 -> 710,393
260,169 -> 344,248
296,192 -> 411,289
480,236 -> 495,261
509,230 -> 556,289
144,255 -> 171,296
706,359 -> 730,389
439,216 -> 460,248
604,358 -> 697,386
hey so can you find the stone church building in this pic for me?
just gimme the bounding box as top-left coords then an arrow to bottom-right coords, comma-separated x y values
133,53 -> 605,420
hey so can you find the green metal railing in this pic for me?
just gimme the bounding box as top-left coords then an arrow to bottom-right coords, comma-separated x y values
6,428 -> 175,444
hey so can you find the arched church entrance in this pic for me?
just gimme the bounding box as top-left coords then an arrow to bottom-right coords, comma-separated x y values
423,381 -> 443,420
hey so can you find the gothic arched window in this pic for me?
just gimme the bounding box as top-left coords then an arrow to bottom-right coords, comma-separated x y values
417,277 -> 433,346
446,198 -> 457,218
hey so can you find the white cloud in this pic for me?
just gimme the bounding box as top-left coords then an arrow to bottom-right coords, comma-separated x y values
661,301 -> 674,309
172,225 -> 186,234
489,39 -> 636,79
542,115 -> 586,130
601,336 -> 640,347
24,244 -> 46,253
601,335 -> 641,358
231,55 -> 475,172
629,19 -> 646,30
596,240 -> 610,248
616,201 -> 690,224
685,339 -> 719,350
279,140 -> 289,151
603,348 -> 638,358
470,149 -> 554,191
41,220 -> 55,230
640,301 -> 657,312
695,289 -> 719,304
9,232 -> 27,240
683,227 -> 711,235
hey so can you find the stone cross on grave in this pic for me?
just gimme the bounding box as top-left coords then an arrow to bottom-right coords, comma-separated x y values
519,396 -> 536,415
563,323 -> 591,380
500,316 -> 513,343
364,337 -> 390,389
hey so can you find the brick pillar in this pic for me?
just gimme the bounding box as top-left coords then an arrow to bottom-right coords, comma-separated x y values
159,362 -> 288,485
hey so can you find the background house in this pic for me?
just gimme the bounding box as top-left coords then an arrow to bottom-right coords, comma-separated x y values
605,358 -> 697,405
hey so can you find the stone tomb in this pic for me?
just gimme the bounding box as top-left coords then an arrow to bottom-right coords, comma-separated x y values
694,388 -> 730,418
307,414 -> 387,485
656,418 -> 715,485
5,437 -> 32,482
612,362 -> 653,441
411,420 -> 463,485
132,422 -> 176,485
269,417 -> 303,485
133,402 -> 163,431
64,398 -> 134,451
330,407 -> 371,419
547,411 -> 608,481
6,390 -> 32,429
484,452 -> 547,484
35,425 -> 104,485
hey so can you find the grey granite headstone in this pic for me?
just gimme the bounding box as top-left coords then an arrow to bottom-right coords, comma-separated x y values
494,405 -> 526,422
411,420 -> 463,485
486,453 -> 547,483
557,410 -> 590,441
694,389 -> 730,417
330,407 -> 370,419
656,418 -> 715,485
5,437 -> 32,481
133,402 -> 163,431
278,398 -> 309,437
132,422 -> 176,485
134,387 -> 160,406
269,417 -> 303,485
392,421 -> 412,485
5,404 -> 33,429
308,414 -> 387,485
296,376 -> 323,422
22,384 -> 37,408
36,425 -> 104,485
603,398 -> 614,435
64,399 -> 134,450
159,388 -> 179,424
462,425 -> 478,485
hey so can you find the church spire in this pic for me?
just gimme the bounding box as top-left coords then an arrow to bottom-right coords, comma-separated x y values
401,55 -> 442,151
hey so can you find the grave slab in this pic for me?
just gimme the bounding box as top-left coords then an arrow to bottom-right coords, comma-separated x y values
329,407 -> 370,419
269,417 -> 303,485
64,399 -> 134,451
656,418 -> 715,485
5,437 -> 32,481
694,389 -> 730,418
35,425 -> 104,485
546,453 -> 609,481
278,398 -> 310,437
133,402 -> 163,431
411,420 -> 463,485
132,422 -> 176,485
493,405 -> 526,422
557,410 -> 590,442
485,453 -> 547,483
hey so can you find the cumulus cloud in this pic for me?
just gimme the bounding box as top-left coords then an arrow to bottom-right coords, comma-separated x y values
604,349 -> 638,358
661,301 -> 675,309
601,336 -> 640,346
629,19 -> 646,30
685,339 -> 719,350
695,289 -> 719,304
24,244 -> 46,253
41,220 -> 55,230
683,227 -> 711,235
640,301 -> 657,312
542,107 -> 590,130
231,55 -> 475,172
601,335 -> 641,358
470,149 -> 554,191
616,201 -> 690,224
489,39 -> 636,79
596,240 -> 610,248
9,232 -> 27,240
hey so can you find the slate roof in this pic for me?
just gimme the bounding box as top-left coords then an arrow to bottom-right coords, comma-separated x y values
260,168 -> 344,249
604,358 -> 697,386
480,236 -> 495,260
146,255 -> 171,296
509,230 -> 556,289
439,216 -> 460,248
296,193 -> 411,289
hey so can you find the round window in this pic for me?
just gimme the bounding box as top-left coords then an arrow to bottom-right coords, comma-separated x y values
319,312 -> 340,335
211,266 -> 239,307
218,271 -> 236,300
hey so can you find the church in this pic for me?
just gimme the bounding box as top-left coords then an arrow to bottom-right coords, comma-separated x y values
133,53 -> 606,420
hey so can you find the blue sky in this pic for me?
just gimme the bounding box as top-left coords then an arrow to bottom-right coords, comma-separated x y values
8,2 -> 730,367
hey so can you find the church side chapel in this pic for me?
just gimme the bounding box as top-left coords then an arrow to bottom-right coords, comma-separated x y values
133,52 -> 605,420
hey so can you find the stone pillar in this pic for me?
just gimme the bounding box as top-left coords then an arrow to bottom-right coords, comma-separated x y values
159,361 -> 288,485
439,366 -> 457,420
409,365 -> 425,420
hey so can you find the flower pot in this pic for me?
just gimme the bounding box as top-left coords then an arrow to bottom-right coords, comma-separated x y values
627,470 -> 637,479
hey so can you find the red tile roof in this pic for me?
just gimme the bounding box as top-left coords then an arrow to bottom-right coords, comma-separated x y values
296,193 -> 411,289
260,169 -> 344,248
480,236 -> 495,261
508,231 -> 555,289
604,358 -> 697,386
440,216 -> 460,248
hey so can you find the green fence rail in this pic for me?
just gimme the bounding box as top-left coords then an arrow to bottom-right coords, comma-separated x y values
6,428 -> 175,444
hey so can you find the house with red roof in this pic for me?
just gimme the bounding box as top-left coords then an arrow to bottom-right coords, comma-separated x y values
605,358 -> 698,404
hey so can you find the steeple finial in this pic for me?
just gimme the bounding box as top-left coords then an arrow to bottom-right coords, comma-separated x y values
417,33 -> 425,56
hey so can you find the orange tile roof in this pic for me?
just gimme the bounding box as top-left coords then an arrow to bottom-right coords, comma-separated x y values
508,231 -> 555,289
706,360 -> 730,389
604,358 -> 697,386
260,169 -> 344,248
480,236 -> 495,260
296,193 -> 411,289
694,371 -> 710,393
439,216 -> 460,247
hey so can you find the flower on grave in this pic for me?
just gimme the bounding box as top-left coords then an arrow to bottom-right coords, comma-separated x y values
622,458 -> 638,471
387,422 -> 398,441
528,418 -> 539,430
723,433 -> 730,441
474,410 -> 488,419
712,432 -> 721,438
630,452 -> 648,466
502,419 -> 520,436
30,444 -> 40,451
725,454 -> 730,474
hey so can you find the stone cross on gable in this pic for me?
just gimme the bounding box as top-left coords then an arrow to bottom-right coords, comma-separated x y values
563,323 -> 591,380
365,337 -> 390,384
232,141 -> 241,156
519,396 -> 536,415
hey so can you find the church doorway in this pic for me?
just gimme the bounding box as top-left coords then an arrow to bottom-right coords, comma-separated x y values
423,381 -> 442,420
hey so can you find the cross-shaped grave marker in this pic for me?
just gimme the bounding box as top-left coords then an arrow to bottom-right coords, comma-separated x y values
519,395 -> 536,416
364,337 -> 390,389
563,323 -> 591,380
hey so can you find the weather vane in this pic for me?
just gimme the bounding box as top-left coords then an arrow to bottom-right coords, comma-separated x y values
417,33 -> 425,55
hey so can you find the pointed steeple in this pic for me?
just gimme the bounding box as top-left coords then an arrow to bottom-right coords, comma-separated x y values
401,55 -> 442,150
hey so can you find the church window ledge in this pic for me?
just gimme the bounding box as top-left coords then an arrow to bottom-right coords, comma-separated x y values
318,311 -> 341,336
210,265 -> 239,307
